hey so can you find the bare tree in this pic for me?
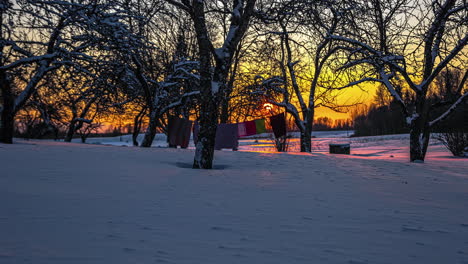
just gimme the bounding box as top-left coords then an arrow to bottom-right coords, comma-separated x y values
251,0 -> 354,152
167,0 -> 257,169
0,0 -> 142,143
329,0 -> 468,161
60,74 -> 104,142
109,2 -> 201,148
138,59 -> 200,147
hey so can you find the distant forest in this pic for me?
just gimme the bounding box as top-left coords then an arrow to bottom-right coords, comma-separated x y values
352,69 -> 468,137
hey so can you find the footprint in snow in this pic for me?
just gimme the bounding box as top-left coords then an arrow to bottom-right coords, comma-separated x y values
123,247 -> 136,252
401,226 -> 427,233
211,226 -> 233,232
323,249 -> 345,256
258,249 -> 276,255
0,253 -> 14,259
348,260 -> 369,264
218,244 -> 246,251
156,250 -> 168,256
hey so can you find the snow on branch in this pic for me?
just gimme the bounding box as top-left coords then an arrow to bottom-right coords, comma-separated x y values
167,59 -> 200,81
421,33 -> 468,90
448,3 -> 468,15
215,0 -> 255,61
165,0 -> 192,13
253,75 -> 287,94
5,40 -> 36,57
328,35 -> 381,56
331,77 -> 383,90
269,100 -> 303,131
0,54 -> 58,70
378,68 -> 405,110
330,34 -> 419,92
160,91 -> 200,114
219,0 -> 243,56
13,62 -> 60,112
73,118 -> 93,124
339,58 -> 375,70
429,92 -> 468,127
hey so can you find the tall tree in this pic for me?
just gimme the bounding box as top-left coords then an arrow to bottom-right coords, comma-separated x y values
0,0 -> 141,143
167,0 -> 257,169
113,2 -> 200,148
329,0 -> 468,161
252,0 -> 354,152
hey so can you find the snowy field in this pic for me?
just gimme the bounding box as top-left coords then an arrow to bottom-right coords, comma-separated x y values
71,130 -> 463,161
1,132 -> 468,264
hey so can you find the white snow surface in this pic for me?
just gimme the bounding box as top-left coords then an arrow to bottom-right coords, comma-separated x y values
1,131 -> 468,264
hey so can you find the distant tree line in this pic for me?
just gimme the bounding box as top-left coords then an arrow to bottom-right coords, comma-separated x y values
352,69 -> 468,138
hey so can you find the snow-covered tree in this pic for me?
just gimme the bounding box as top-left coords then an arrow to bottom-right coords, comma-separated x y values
0,0 -> 143,143
167,0 -> 257,169
134,56 -> 200,148
37,66 -> 114,142
329,0 -> 468,162
251,0 -> 355,152
103,1 -> 201,148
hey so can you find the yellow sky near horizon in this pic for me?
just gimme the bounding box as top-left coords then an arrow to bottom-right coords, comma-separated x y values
317,82 -> 378,120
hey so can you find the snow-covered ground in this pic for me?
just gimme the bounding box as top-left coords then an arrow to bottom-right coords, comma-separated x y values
75,130 -> 457,162
1,132 -> 467,264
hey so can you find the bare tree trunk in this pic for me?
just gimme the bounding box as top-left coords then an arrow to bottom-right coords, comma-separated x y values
191,0 -> 218,169
301,109 -> 315,152
300,131 -> 312,152
193,94 -> 218,169
141,109 -> 158,148
0,73 -> 14,144
64,120 -> 76,142
53,127 -> 59,141
167,0 -> 256,169
219,100 -> 230,124
193,53 -> 219,168
300,125 -> 313,152
219,47 -> 240,124
0,105 -> 14,144
409,95 -> 432,162
132,107 -> 146,147
0,12 -> 14,144
409,122 -> 431,162
219,78 -> 233,124
132,129 -> 140,146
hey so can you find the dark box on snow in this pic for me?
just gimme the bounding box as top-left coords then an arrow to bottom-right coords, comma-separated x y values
329,143 -> 351,154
